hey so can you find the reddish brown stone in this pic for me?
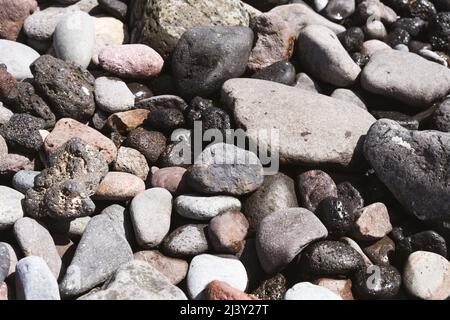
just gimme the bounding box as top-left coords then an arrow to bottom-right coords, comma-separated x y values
151,166 -> 187,194
208,211 -> 249,254
106,109 -> 150,134
205,280 -> 258,300
94,171 -> 145,201
297,170 -> 337,212
0,64 -> 17,98
313,278 -> 354,300
0,153 -> 34,177
0,282 -> 8,300
0,0 -> 37,40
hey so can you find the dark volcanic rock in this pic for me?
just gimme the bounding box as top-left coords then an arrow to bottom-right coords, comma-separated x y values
147,107 -> 185,133
352,265 -> 402,299
124,127 -> 166,163
337,181 -> 364,214
251,61 -> 296,85
338,27 -> 365,53
396,230 -> 447,263
0,114 -> 45,153
315,197 -> 355,238
428,12 -> 450,51
185,97 -> 231,137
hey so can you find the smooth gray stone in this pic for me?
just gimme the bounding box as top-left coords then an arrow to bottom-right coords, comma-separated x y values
12,170 -> 40,194
0,40 -> 39,80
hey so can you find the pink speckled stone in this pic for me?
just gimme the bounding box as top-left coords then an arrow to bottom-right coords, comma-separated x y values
99,44 -> 164,78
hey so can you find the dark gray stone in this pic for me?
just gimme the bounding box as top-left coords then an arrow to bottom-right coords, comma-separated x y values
0,114 -> 45,153
352,264 -> 402,299
124,127 -> 166,163
251,61 -> 296,86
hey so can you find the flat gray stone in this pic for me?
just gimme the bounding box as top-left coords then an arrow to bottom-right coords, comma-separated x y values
174,194 -> 241,221
94,77 -> 135,113
162,224 -> 209,258
0,40 -> 39,80
101,204 -> 135,245
12,170 -> 40,194
0,186 -> 25,230
331,88 -> 367,110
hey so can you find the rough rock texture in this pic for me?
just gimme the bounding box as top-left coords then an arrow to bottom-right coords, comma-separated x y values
0,0 -> 37,41
205,280 -> 258,300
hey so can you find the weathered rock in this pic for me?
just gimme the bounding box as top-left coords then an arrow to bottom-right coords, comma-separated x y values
0,186 -> 24,230
0,114 -> 45,153
205,280 -> 258,300
0,242 -> 17,282
106,109 -> 150,134
150,167 -> 187,194
113,147 -> 149,181
352,264 -> 402,299
297,170 -> 337,212
363,236 -> 395,266
252,273 -> 287,300
174,194 -> 241,221
94,77 -> 135,114
0,0 -> 37,40
351,203 -> 393,241
313,278 -> 354,300
396,231 -> 447,263
92,16 -> 127,65
208,211 -> 249,254
94,172 -> 145,201
124,127 -> 166,163
162,224 -> 209,258
0,40 -> 39,80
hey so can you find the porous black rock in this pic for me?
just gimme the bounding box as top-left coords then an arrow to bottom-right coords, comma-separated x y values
0,114 -> 45,153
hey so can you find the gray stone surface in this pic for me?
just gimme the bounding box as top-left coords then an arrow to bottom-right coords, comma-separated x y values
162,224 -> 209,258
0,242 -> 17,282
284,282 -> 342,300
0,40 -> 39,80
95,77 -> 135,113
0,186 -> 24,230
12,170 -> 40,194
174,194 -> 241,221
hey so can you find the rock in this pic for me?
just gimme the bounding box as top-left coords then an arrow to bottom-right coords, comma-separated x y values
0,153 -> 34,177
284,282 -> 343,300
0,282 -> 8,300
363,236 -> 395,266
256,208 -> 328,274
14,217 -> 62,279
44,118 -> 117,164
113,147 -> 149,181
92,16 -> 127,65
147,107 -> 185,133
396,231 -> 447,263
127,82 -> 153,102
0,40 -> 39,80
99,44 -> 164,78
174,194 -> 241,221
0,186 -> 24,230
67,216 -> 91,238
0,114 -> 45,153
251,61 -> 296,85
331,88 -> 367,110
187,143 -> 264,195
361,39 -> 391,56
364,18 -> 388,40
94,77 -> 134,114
208,211 -> 249,254
0,135 -> 7,156
313,278 -> 354,300
53,11 -> 95,69
315,197 -> 355,238
99,204 -> 134,244
205,280 -> 258,300
340,236 -> 373,267
136,94 -> 188,112
0,242 -> 17,282
356,0 -> 398,24
0,103 -> 13,125
403,251 -> 450,300
243,172 -> 298,232
106,109 -> 150,134
59,214 -> 133,297
429,12 -> 450,51
162,224 -> 209,258
222,79 -> 376,167
385,28 -> 411,48
294,72 -> 321,92
300,241 -> 364,277
185,97 -> 231,136
433,98 -> 450,132
0,63 -> 17,98
297,25 -> 361,87
186,254 -> 248,300
94,172 -> 145,201
338,27 -> 364,53
351,203 -> 393,241
361,50 -> 450,108
124,127 -> 166,163
128,0 -> 250,59
364,119 -> 450,223
98,0 -> 127,21
30,55 -> 96,122
24,138 -> 108,219
297,170 -> 337,212
352,264 -> 402,299
252,273 -> 287,300
150,167 -> 187,194
0,0 -> 37,40
172,26 -> 253,99
15,256 -> 60,300
134,250 -> 188,285
130,188 -> 172,248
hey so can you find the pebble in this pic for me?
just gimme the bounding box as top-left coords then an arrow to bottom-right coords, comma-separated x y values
92,16 -> 127,65
0,0 -> 37,41
251,61 -> 296,85
315,197 -> 355,238
53,11 -> 95,69
429,12 -> 450,51
371,110 -> 420,130
0,114 -> 45,153
98,0 -> 127,21
331,88 -> 368,110
162,224 -> 209,258
80,260 -> 187,300
94,172 -> 145,201
313,278 -> 354,300
284,282 -> 343,300
0,40 -> 39,80
294,72 -> 321,92
0,186 -> 24,230
15,256 -> 60,300
356,0 -> 398,24
134,250 -> 188,285
338,27 -> 365,53
99,44 -> 164,78
352,264 -> 402,299
127,82 -> 153,102
0,282 -> 8,300
59,214 -> 133,297
364,18 -> 388,40
94,77 -> 135,113
187,143 -> 264,195
186,254 -> 248,300
364,119 -> 450,223
351,203 -> 393,241
0,103 -> 13,125
130,188 -> 172,248
185,97 -> 231,135
172,26 -> 254,98
396,231 -> 447,263
150,167 -> 187,194
31,55 -> 96,122
0,242 -> 17,282
208,211 -> 249,254
222,79 -> 375,167
360,39 -> 392,56
252,273 -> 287,300
146,107 -> 185,133
256,208 -> 328,274
106,109 -> 150,134
174,194 -> 241,221
0,135 -> 7,156
205,280 -> 258,300
340,236 -> 373,267
113,147 -> 149,181
363,236 -> 396,266
298,170 -> 338,212
0,153 -> 34,178
393,17 -> 427,37
44,118 -> 118,164
297,25 -> 361,87
124,127 -> 166,163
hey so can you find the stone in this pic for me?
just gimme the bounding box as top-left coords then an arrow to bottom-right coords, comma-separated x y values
124,127 -> 166,163
59,214 -> 133,297
106,109 -> 150,134
0,64 -> 17,98
162,224 -> 209,258
297,170 -> 337,212
94,172 -> 145,201
0,186 -> 25,230
205,280 -> 258,300
361,39 -> 391,56
30,55 -> 96,122
0,135 -> 7,156
136,94 -> 188,112
256,208 -> 328,274
0,242 -> 17,282
174,194 -> 241,221
331,89 -> 367,110
222,79 -> 376,167
363,236 -> 395,266
0,282 -> 8,300
99,44 -> 164,78
0,103 -> 13,125
340,236 -> 373,267
0,114 -> 45,153
53,11 -> 95,69
92,16 -> 127,65
315,197 -> 355,238
94,77 -> 135,114
294,72 -> 321,92
146,107 -> 185,133
128,0 -> 250,59
351,203 -> 393,241
208,211 -> 249,254
150,167 -> 187,194
338,27 -> 364,53
323,0 -> 355,21
15,256 -> 60,300
172,26 -> 254,99
356,0 -> 398,24
396,231 -> 447,263
187,143 -> 264,195
99,204 -> 134,244
243,172 -> 298,232
297,25 -> 361,87
252,273 -> 287,300
284,282 -> 342,300
127,82 -> 153,102
187,254 -> 248,300
0,40 -> 39,80
0,153 -> 34,177
361,50 -> 450,108
24,138 -> 108,219
0,0 -> 37,40
353,264 -> 402,299
14,217 -> 62,279
429,12 -> 450,51
98,0 -> 127,21
185,97 -> 231,136
130,188 -> 172,248
364,18 -> 388,40
134,250 -> 188,285
433,98 -> 450,132
251,61 -> 296,86
113,147 -> 149,181
364,119 -> 450,223
313,278 -> 354,300
44,118 -> 117,164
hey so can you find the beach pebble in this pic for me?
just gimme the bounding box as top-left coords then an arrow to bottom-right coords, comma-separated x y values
174,195 -> 241,221
0,40 -> 39,80
0,186 -> 24,230
113,147 -> 149,181
284,282 -> 342,300
208,211 -> 249,254
162,224 -> 209,258
351,203 -> 393,241
95,77 -> 135,113
94,172 -> 145,201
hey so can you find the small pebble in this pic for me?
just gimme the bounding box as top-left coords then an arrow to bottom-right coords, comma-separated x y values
284,282 -> 343,300
297,170 -> 338,212
351,203 -> 393,241
0,186 -> 25,230
162,224 -> 209,258
94,77 -> 135,114
352,264 -> 402,299
174,194 -> 241,221
208,211 -> 249,254
113,147 -> 149,181
94,172 -> 145,201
